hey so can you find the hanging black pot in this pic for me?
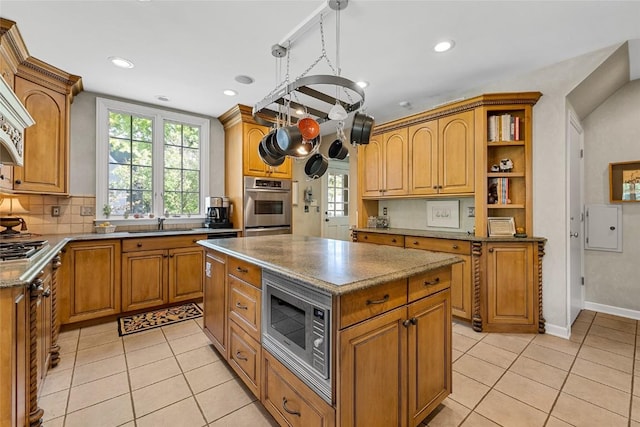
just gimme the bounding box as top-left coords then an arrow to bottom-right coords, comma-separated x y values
258,137 -> 285,167
350,112 -> 375,145
328,139 -> 348,160
304,153 -> 328,179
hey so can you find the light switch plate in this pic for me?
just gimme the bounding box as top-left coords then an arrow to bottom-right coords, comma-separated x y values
80,206 -> 94,216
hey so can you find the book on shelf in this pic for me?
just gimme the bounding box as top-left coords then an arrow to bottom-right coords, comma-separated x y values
489,177 -> 510,204
488,114 -> 521,142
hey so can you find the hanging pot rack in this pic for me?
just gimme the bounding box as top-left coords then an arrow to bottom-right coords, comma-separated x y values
252,74 -> 365,127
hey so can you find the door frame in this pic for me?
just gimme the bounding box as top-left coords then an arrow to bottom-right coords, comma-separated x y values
321,160 -> 351,240
566,108 -> 585,330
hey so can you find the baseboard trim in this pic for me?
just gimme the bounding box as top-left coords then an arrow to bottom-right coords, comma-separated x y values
583,301 -> 640,320
544,323 -> 570,339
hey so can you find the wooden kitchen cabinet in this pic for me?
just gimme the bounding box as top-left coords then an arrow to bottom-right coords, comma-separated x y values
482,241 -> 539,333
359,128 -> 409,198
228,319 -> 261,398
203,250 -> 228,355
262,350 -> 335,427
122,235 -> 205,312
409,111 -> 475,195
35,264 -> 53,392
353,231 -> 404,247
243,123 -> 291,179
60,240 -> 121,324
0,285 -> 28,427
338,269 -> 452,427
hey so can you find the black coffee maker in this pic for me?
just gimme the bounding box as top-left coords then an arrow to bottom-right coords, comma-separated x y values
205,197 -> 233,228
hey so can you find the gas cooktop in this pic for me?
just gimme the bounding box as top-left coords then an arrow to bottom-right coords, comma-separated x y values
0,240 -> 49,262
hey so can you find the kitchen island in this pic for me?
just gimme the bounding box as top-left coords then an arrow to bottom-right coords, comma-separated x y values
198,234 -> 460,427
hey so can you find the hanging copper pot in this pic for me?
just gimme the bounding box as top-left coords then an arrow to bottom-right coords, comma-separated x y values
298,117 -> 320,140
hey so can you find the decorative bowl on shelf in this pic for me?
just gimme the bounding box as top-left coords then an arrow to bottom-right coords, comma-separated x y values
94,225 -> 116,234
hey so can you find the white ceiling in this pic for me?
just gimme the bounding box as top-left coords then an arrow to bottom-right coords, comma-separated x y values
3,1 -> 640,124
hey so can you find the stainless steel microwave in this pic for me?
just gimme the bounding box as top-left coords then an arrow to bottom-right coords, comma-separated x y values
262,270 -> 332,403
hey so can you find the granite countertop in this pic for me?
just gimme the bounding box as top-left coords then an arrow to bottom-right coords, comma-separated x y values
353,227 -> 547,242
199,235 -> 461,296
0,228 -> 241,289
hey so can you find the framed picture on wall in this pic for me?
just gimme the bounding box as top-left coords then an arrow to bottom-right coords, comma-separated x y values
488,217 -> 516,237
426,200 -> 460,228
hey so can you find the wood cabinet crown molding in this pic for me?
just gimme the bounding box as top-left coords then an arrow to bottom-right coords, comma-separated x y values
372,92 -> 542,135
219,104 -> 275,130
0,18 -> 29,69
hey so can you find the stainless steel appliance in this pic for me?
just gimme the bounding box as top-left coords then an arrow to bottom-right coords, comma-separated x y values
262,270 -> 332,403
0,240 -> 49,264
243,177 -> 291,236
205,196 -> 233,229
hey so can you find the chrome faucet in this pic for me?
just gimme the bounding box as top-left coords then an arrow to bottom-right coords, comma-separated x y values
158,217 -> 165,230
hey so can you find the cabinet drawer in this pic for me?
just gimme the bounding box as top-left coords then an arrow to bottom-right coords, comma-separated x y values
338,279 -> 407,329
228,257 -> 262,288
408,266 -> 452,302
122,235 -> 206,252
229,319 -> 261,398
356,232 -> 404,247
405,237 -> 470,255
262,351 -> 335,427
228,276 -> 261,341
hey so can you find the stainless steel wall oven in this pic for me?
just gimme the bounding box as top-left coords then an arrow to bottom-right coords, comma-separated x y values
243,177 -> 291,236
262,270 -> 332,403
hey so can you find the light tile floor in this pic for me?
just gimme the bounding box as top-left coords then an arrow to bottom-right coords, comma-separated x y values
40,310 -> 639,427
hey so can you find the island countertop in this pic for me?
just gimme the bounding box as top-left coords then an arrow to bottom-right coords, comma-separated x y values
198,235 -> 461,295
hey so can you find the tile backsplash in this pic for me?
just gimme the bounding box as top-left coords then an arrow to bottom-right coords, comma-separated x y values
10,195 -> 97,235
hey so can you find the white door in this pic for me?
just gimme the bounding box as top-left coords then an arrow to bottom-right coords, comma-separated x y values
322,162 -> 350,240
568,111 -> 584,326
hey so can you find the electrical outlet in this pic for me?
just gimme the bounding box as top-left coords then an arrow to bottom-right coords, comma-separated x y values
80,206 -> 94,216
468,206 -> 475,217
383,207 -> 388,215
51,206 -> 61,217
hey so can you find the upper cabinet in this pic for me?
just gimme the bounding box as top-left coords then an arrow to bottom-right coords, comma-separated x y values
357,92 -> 541,235
0,19 -> 82,195
242,122 -> 291,179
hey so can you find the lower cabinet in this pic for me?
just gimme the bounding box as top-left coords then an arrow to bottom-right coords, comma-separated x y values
168,246 -> 204,303
203,250 -> 227,355
228,319 -> 261,398
122,249 -> 167,312
60,240 -> 121,324
338,280 -> 452,427
0,285 -> 28,427
36,264 -> 53,392
482,241 -> 539,333
262,350 -> 335,427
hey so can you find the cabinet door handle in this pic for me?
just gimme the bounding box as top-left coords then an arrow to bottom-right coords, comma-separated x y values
366,294 -> 389,305
424,277 -> 440,286
410,317 -> 418,325
30,279 -> 44,295
14,179 -> 22,185
432,186 -> 438,189
452,245 -> 459,249
235,301 -> 248,310
235,351 -> 248,361
282,397 -> 301,417
42,288 -> 51,298
488,248 -> 494,253
402,319 -> 411,327
137,243 -> 143,247
412,241 -> 419,245
363,235 -> 368,240
163,254 -> 169,258
192,239 -> 198,243
169,254 -> 174,258
236,266 -> 248,273
391,238 -> 396,243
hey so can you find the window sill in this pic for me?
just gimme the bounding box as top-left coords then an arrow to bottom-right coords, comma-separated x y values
95,216 -> 206,226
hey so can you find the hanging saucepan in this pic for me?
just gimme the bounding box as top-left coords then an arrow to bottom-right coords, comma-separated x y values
258,136 -> 285,167
276,125 -> 305,156
298,116 -> 320,140
328,138 -> 349,160
304,153 -> 328,179
350,112 -> 375,145
264,130 -> 286,157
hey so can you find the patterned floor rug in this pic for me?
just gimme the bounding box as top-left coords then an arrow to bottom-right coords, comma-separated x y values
117,303 -> 203,336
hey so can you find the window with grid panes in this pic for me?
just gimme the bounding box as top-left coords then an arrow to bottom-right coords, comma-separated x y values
327,171 -> 349,217
96,98 -> 210,219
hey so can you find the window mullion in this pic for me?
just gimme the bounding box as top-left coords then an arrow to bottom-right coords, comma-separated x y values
154,115 -> 165,216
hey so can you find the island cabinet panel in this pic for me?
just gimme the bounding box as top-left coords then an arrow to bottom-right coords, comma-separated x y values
60,240 -> 121,324
228,319 -> 261,398
407,289 -> 451,427
263,350 -> 335,427
228,275 -> 261,342
203,250 -> 227,356
168,246 -> 204,303
338,278 -> 407,329
338,306 -> 407,427
484,242 -> 537,331
122,249 -> 167,312
228,256 -> 262,288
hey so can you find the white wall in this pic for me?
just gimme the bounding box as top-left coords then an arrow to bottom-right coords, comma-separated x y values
377,198 -> 475,234
69,91 -> 225,197
583,80 -> 640,310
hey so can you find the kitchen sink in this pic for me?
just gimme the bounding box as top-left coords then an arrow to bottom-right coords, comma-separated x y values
127,228 -> 195,234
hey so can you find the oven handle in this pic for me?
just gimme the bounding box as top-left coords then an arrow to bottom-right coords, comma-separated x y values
245,188 -> 290,193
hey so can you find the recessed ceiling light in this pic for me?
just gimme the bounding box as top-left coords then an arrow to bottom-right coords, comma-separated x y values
399,101 -> 412,108
356,81 -> 369,88
223,89 -> 237,96
234,75 -> 255,85
434,40 -> 455,53
156,95 -> 170,102
108,56 -> 135,69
